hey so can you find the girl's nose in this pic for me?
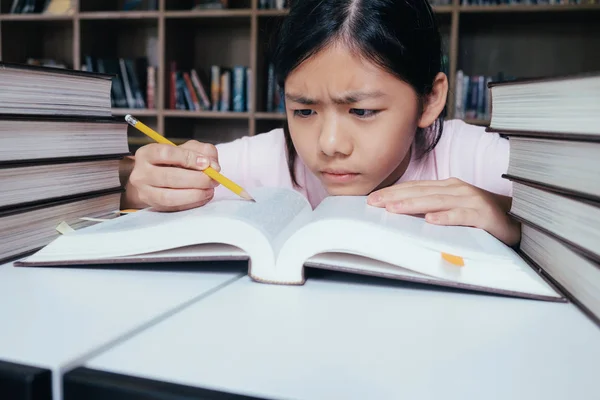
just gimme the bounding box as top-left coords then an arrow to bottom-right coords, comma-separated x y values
318,116 -> 353,157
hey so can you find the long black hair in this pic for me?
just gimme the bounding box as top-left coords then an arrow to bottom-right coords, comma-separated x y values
271,0 -> 445,187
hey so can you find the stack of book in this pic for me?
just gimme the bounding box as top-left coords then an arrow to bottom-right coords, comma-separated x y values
486,72 -> 600,325
0,62 -> 129,263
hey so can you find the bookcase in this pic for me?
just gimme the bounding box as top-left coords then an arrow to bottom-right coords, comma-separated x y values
1,0 -> 599,152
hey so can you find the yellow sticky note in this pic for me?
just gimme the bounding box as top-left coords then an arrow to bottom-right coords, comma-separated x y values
441,252 -> 464,267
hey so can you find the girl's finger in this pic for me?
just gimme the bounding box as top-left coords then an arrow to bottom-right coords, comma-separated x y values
425,208 -> 482,228
368,179 -> 470,206
140,143 -> 210,170
140,185 -> 215,211
385,194 -> 470,214
151,166 -> 219,190
371,178 -> 462,196
382,186 -> 457,205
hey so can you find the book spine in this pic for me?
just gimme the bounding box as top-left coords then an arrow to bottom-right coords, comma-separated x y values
183,72 -> 201,111
246,67 -> 252,113
267,63 -> 275,112
219,70 -> 231,112
119,58 -> 136,109
146,65 -> 155,109
232,66 -> 246,112
210,65 -> 221,111
190,69 -> 211,110
454,70 -> 464,119
476,76 -> 485,120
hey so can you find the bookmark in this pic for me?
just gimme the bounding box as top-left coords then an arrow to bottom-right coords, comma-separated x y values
55,221 -> 75,235
441,252 -> 465,267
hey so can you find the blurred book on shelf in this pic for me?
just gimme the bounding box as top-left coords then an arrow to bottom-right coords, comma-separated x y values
25,58 -> 69,69
169,62 -> 250,113
82,56 -> 156,110
258,0 -> 288,9
192,0 -> 230,9
122,0 -> 158,10
453,70 -> 515,122
265,62 -> 284,113
8,0 -> 75,15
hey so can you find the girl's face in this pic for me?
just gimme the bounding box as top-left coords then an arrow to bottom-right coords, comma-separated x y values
285,43 -> 445,196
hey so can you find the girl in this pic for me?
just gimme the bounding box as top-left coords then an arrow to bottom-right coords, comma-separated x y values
121,0 -> 520,246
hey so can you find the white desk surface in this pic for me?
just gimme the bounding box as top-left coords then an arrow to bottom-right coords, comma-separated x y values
85,273 -> 600,400
0,260 -> 244,399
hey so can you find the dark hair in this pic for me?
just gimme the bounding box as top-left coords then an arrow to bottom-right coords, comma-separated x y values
271,0 -> 445,187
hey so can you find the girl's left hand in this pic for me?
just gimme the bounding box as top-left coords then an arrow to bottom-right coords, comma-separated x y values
366,177 -> 521,246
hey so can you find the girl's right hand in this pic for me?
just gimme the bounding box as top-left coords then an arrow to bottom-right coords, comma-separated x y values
123,140 -> 221,212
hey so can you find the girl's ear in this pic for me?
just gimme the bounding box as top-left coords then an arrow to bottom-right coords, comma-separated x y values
417,72 -> 448,128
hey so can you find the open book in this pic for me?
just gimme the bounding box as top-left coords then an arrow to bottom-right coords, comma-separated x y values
18,187 -> 564,301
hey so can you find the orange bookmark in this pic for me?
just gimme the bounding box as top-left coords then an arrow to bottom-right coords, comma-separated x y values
441,252 -> 465,267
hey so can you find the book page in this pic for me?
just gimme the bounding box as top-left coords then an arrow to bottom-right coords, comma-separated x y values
23,187 -> 311,263
308,195 -> 515,260
224,188 -> 312,243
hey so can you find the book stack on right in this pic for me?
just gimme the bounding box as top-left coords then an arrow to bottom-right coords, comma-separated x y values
486,72 -> 600,325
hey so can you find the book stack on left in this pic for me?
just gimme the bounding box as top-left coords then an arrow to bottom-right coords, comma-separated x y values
0,62 -> 129,263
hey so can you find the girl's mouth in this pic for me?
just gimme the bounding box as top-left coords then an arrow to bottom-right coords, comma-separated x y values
320,169 -> 360,183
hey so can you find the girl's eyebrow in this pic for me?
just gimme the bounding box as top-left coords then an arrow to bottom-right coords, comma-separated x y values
285,90 -> 385,106
285,93 -> 318,105
332,90 -> 385,105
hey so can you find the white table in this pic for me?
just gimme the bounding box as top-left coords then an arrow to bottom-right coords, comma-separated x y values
77,272 -> 600,400
0,259 -> 245,400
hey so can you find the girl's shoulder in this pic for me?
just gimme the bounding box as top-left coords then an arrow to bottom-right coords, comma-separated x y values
437,118 -> 507,149
426,118 -> 512,196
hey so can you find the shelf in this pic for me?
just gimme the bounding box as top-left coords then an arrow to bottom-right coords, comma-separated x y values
163,110 -> 250,119
165,9 -> 252,18
0,13 -> 73,21
459,4 -> 600,13
256,5 -> 454,16
112,109 -> 158,117
433,5 -> 455,14
255,112 -> 286,120
79,11 -> 160,20
256,9 -> 289,16
463,118 -> 490,126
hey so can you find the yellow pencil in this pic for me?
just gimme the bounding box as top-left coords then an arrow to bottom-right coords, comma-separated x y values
125,114 -> 255,202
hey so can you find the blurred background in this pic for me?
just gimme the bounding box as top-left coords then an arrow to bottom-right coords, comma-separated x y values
3,0 -> 599,152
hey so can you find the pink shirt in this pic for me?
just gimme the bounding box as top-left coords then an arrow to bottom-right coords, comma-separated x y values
214,119 -> 512,208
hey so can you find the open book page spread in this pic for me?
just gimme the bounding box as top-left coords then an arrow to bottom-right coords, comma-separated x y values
21,187 -> 562,299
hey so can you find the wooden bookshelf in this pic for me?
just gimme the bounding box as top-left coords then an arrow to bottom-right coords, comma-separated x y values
1,0 -> 599,150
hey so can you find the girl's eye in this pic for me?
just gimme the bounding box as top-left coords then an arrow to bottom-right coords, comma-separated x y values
293,109 -> 315,118
350,109 -> 378,118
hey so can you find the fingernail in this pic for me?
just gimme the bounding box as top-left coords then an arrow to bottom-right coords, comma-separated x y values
196,156 -> 209,169
210,160 -> 221,172
211,179 -> 220,188
427,214 -> 438,222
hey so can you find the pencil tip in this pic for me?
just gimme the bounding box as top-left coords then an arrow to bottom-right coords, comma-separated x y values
240,190 -> 256,202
